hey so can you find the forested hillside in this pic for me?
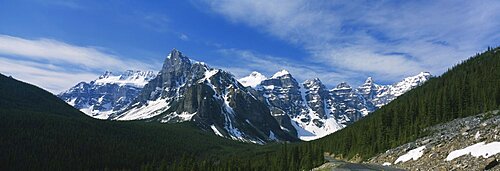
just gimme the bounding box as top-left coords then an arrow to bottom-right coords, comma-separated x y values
0,74 -> 258,170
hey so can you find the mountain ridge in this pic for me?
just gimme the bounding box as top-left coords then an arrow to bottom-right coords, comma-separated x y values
59,49 -> 432,142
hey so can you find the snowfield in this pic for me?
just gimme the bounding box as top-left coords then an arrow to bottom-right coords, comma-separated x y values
395,146 -> 426,164
445,141 -> 500,161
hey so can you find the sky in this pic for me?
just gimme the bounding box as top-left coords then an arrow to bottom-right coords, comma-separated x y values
0,0 -> 499,93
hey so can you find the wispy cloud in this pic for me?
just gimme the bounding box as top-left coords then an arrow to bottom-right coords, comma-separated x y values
34,0 -> 84,9
140,12 -> 171,33
213,48 -> 356,86
179,33 -> 189,41
0,57 -> 97,94
203,0 -> 500,84
0,34 -> 156,93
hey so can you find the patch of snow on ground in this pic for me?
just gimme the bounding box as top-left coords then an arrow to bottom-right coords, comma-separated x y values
445,141 -> 500,161
211,125 -> 224,137
395,146 -> 426,164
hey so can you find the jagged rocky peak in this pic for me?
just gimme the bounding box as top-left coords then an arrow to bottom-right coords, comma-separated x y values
109,49 -> 297,143
406,72 -> 432,84
358,77 -> 377,90
98,71 -> 113,79
303,78 -> 326,91
261,70 -> 300,91
163,48 -> 191,68
334,82 -> 352,91
365,76 -> 373,83
58,70 -> 156,119
357,77 -> 381,99
390,72 -> 432,96
398,72 -> 432,85
238,71 -> 267,88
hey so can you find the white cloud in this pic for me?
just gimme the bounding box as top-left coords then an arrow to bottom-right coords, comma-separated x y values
0,35 -> 156,93
0,57 -> 98,93
203,0 -> 500,83
0,35 -> 153,71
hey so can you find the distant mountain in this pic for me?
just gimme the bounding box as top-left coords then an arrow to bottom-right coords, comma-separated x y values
357,72 -> 432,108
58,70 -> 156,119
240,70 -> 431,141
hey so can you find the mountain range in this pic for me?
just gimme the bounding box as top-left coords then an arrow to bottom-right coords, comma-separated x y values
58,49 -> 432,142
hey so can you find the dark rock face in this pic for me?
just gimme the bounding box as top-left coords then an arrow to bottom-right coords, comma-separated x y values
258,72 -> 304,118
113,49 -> 297,143
303,78 -> 330,119
253,73 -> 376,140
330,82 -> 376,124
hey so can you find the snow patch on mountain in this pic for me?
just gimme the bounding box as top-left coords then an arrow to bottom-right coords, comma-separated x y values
94,70 -> 156,88
117,97 -> 170,121
238,71 -> 267,88
271,69 -> 290,79
211,125 -> 224,137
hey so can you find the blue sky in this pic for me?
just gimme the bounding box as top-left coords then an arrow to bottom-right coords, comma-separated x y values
0,0 -> 499,93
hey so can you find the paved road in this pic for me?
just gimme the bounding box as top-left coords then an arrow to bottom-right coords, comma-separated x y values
316,157 -> 405,171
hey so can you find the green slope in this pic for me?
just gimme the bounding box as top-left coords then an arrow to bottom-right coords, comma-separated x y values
0,74 -> 257,170
312,47 -> 500,160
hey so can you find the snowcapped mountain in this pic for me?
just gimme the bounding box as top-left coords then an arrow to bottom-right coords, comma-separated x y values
250,71 -> 372,140
58,70 -> 156,119
109,49 -> 297,143
243,70 -> 431,141
357,72 -> 432,108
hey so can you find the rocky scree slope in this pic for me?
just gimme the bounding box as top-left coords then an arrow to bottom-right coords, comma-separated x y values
367,110 -> 500,171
